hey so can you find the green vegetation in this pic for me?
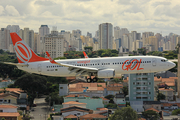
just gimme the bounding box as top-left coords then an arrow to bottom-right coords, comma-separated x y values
105,95 -> 115,100
172,109 -> 180,115
142,110 -> 160,120
106,103 -> 117,108
109,106 -> 139,120
122,86 -> 128,97
156,93 -> 165,101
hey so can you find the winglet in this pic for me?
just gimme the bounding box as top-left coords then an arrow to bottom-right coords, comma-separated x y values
46,51 -> 57,64
83,51 -> 89,58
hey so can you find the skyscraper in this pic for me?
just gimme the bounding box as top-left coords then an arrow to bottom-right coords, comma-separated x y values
19,28 -> 34,51
0,28 -> 10,50
45,30 -> 64,58
99,23 -> 113,49
39,25 -> 50,54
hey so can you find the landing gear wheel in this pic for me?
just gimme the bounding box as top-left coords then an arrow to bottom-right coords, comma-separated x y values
157,75 -> 160,79
87,78 -> 92,83
93,78 -> 98,82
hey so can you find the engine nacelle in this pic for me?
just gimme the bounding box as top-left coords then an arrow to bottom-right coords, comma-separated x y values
97,69 -> 115,78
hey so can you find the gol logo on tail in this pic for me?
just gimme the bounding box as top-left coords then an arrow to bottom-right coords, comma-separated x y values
122,59 -> 144,71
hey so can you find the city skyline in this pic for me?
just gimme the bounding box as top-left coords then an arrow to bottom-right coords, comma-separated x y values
0,0 -> 180,36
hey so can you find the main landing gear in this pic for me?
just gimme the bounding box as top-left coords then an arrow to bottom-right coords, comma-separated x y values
86,77 -> 98,83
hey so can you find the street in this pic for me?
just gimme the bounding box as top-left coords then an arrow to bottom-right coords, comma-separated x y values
30,96 -> 50,120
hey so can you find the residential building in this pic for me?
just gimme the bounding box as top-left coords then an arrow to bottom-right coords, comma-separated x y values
99,23 -> 113,49
0,88 -> 27,109
72,29 -> 81,38
142,32 -> 154,46
119,28 -> 129,39
0,28 -> 10,50
87,32 -> 92,38
79,114 -> 107,120
60,106 -> 91,117
62,101 -> 87,108
19,28 -> 34,51
129,73 -> 154,101
6,25 -> 20,53
44,30 -> 64,58
143,101 -> 161,111
64,94 -> 104,110
114,26 -> 121,40
115,38 -> 121,50
59,84 -> 68,96
159,87 -> 174,101
39,25 -> 50,54
68,83 -> 106,97
0,80 -> 14,88
0,105 -> 21,120
113,93 -> 126,104
34,32 -> 39,53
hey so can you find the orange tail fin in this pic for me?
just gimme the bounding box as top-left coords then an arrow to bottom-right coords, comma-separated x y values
83,51 -> 89,58
10,32 -> 48,63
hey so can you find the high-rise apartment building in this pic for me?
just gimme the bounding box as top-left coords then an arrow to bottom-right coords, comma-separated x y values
142,32 -> 154,46
120,28 -> 129,38
122,34 -> 129,49
114,26 -> 121,40
6,25 -> 20,52
44,30 -> 64,59
72,29 -> 81,38
115,38 -> 121,50
34,33 -> 39,53
148,36 -> 158,51
87,32 -> 92,38
129,31 -> 141,51
99,23 -> 113,49
19,28 -> 34,51
39,25 -> 50,54
129,73 -> 154,101
0,28 -> 10,50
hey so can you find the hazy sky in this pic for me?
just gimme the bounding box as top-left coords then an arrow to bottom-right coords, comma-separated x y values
0,0 -> 180,36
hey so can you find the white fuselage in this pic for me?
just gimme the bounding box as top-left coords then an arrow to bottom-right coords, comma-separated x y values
17,56 -> 175,77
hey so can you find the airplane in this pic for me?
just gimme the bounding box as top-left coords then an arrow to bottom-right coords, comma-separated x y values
4,32 -> 176,83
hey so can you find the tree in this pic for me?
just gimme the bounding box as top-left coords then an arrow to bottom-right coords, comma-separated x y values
156,93 -> 165,101
111,78 -> 123,83
45,92 -> 64,106
172,109 -> 180,115
105,95 -> 114,100
109,106 -> 139,120
14,73 -> 47,106
1,118 -> 6,120
84,46 -> 93,52
142,110 -> 160,120
122,86 -> 128,97
106,103 -> 117,108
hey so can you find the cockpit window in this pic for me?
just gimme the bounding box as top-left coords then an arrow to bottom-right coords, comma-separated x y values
161,59 -> 167,62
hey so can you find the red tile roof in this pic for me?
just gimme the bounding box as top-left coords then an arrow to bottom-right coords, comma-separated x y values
79,114 -> 107,118
64,114 -> 78,118
145,108 -> 159,113
62,101 -> 86,105
96,108 -> 108,111
108,83 -> 123,87
100,97 -> 109,101
0,94 -> 17,99
0,112 -> 20,117
65,94 -> 89,97
107,87 -> 122,91
0,105 -> 18,108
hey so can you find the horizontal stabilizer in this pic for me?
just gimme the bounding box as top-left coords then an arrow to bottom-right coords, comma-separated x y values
3,62 -> 28,66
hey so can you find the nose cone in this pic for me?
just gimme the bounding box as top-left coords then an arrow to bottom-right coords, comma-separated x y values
169,61 -> 176,69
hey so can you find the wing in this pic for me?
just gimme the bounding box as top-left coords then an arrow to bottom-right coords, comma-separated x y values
2,62 -> 28,66
46,51 -> 98,76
